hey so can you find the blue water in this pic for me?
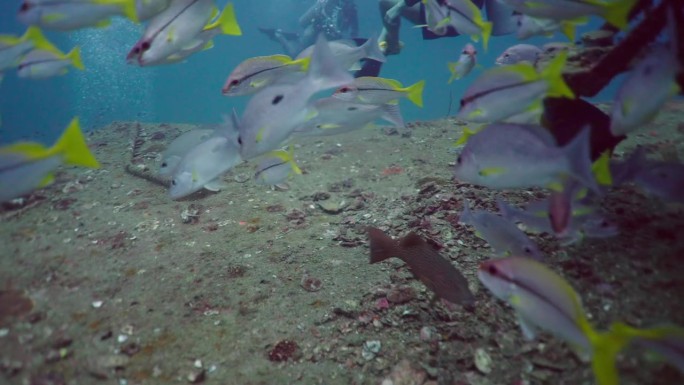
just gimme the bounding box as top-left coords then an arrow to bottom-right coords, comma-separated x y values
0,1 -> 617,145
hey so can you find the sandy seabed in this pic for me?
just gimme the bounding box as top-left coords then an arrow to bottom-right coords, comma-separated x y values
1,102 -> 683,385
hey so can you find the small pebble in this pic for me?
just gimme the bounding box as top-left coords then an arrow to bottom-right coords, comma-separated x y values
92,300 -> 103,308
474,347 -> 492,374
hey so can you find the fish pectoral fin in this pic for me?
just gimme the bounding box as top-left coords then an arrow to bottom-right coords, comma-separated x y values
255,127 -> 266,143
516,312 -> 538,341
478,167 -> 505,177
203,179 -> 228,192
38,173 -> 55,188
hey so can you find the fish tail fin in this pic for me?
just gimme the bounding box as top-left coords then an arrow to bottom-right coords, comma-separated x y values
67,46 -> 85,70
560,21 -> 576,42
292,56 -> 311,71
362,35 -> 387,63
541,51 -> 574,99
52,118 -> 100,169
591,150 -> 613,186
600,0 -> 638,30
24,26 -> 60,54
480,21 -> 493,52
207,2 -> 242,35
308,35 -> 354,91
405,80 -> 425,108
447,62 -> 458,84
367,227 -> 398,264
286,145 -> 302,175
589,332 -> 627,385
562,126 -> 600,194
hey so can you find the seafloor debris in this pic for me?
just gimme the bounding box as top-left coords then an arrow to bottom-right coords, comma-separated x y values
268,340 -> 300,362
300,273 -> 323,292
0,290 -> 34,325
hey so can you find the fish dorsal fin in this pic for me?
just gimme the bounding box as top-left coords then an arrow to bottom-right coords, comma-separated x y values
399,232 -> 426,249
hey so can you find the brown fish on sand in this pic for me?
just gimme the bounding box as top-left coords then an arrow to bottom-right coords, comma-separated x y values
368,227 -> 475,309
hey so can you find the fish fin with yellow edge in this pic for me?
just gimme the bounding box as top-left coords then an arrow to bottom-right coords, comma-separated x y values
291,56 -> 310,71
597,0 -> 638,30
38,173 -> 55,188
588,330 -> 632,385
447,62 -> 459,84
479,20 -> 492,52
52,118 -> 100,168
453,126 -> 480,146
255,127 -> 266,143
0,142 -> 49,159
560,21 -> 576,42
24,27 -> 61,55
200,40 -> 214,51
286,145 -> 302,175
478,167 -> 505,177
592,150 -> 613,186
404,80 -> 425,108
67,47 -> 84,70
204,2 -> 242,36
92,0 -> 139,23
541,51 -> 574,99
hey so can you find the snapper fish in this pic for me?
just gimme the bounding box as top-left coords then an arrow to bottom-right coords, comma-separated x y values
496,44 -> 542,65
295,36 -> 386,72
18,0 -> 138,31
453,123 -> 606,193
254,146 -> 302,186
293,97 -> 405,137
333,77 -> 425,107
447,43 -> 476,83
500,0 -> 637,30
457,51 -> 574,123
610,44 -> 680,136
610,147 -> 684,204
515,13 -> 578,41
0,27 -> 57,73
422,0 -> 493,50
127,0 -> 217,66
149,2 -> 242,65
237,35 -> 353,160
169,128 -> 242,199
222,54 -> 310,96
159,128 -> 214,176
17,46 -> 84,79
460,200 -> 544,260
478,256 -> 644,385
0,118 -> 100,203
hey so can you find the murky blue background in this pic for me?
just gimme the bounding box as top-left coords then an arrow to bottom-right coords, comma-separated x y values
0,0 -> 617,145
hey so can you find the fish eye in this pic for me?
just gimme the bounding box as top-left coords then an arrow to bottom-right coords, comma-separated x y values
230,79 -> 240,86
456,155 -> 462,164
237,136 -> 243,145
487,264 -> 498,275
161,162 -> 167,167
504,53 -> 510,57
339,87 -> 351,93
141,41 -> 151,51
348,107 -> 357,111
272,94 -> 284,105
171,179 -> 176,186
459,99 -> 465,107
523,246 -> 532,254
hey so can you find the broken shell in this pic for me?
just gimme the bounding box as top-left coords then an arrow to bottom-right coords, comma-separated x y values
474,347 -> 492,374
362,340 -> 381,360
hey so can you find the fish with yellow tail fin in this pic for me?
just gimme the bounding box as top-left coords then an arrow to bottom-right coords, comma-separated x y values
422,0 -> 492,51
333,77 -> 425,108
17,46 -> 84,79
514,13 -> 582,41
18,0 -> 138,31
457,51 -> 574,123
477,256 -> 636,385
0,118 -> 99,203
500,0 -> 637,30
254,146 -> 302,186
222,54 -> 309,96
453,123 -> 607,194
151,2 -> 242,65
0,27 -> 59,73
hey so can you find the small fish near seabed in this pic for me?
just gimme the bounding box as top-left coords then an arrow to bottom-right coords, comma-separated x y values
18,0 -> 139,31
237,35 -> 353,160
478,256 -> 684,385
254,146 -> 302,186
0,118 -> 100,203
17,46 -> 85,79
168,127 -> 242,200
453,123 -> 608,194
495,43 -> 542,65
457,51 -> 574,123
293,96 -> 405,137
159,128 -> 215,176
222,54 -> 310,96
367,227 -> 475,309
333,77 -> 425,108
447,43 -> 476,83
459,200 -> 544,260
